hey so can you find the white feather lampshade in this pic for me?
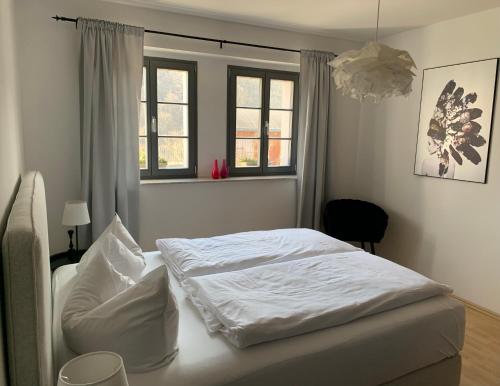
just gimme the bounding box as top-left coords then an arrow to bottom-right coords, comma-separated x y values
57,352 -> 129,386
328,41 -> 416,103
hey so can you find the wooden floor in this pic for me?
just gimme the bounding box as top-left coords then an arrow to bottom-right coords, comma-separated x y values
460,304 -> 500,386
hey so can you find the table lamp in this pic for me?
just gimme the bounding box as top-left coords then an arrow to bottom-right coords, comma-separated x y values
57,351 -> 129,386
62,200 -> 90,252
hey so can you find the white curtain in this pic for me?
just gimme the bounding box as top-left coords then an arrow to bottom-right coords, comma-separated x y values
79,18 -> 144,241
296,50 -> 335,229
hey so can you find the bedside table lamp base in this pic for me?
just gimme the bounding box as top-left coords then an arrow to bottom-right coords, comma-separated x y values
67,227 -> 81,253
75,225 -> 80,251
67,230 -> 75,252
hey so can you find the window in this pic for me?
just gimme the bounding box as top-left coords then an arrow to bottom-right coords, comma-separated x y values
227,66 -> 299,176
140,57 -> 197,179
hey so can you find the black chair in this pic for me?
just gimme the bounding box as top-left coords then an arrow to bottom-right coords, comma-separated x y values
323,199 -> 388,254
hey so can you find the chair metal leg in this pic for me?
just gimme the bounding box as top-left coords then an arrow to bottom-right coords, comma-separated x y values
370,242 -> 375,254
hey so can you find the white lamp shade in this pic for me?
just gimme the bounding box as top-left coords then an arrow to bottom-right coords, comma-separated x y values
57,352 -> 129,386
62,200 -> 90,226
328,42 -> 416,103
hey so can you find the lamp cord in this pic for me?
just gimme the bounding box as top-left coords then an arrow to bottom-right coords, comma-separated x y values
375,0 -> 381,42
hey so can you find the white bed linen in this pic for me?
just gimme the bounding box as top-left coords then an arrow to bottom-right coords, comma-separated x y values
53,252 -> 464,386
156,228 -> 360,281
184,251 -> 452,348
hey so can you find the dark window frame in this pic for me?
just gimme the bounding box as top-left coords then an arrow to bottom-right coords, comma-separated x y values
227,66 -> 299,177
141,57 -> 198,179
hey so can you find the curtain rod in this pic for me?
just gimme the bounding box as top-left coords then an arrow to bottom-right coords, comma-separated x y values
52,15 -> 303,54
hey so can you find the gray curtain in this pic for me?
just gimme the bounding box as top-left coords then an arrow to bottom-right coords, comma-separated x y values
79,18 -> 144,241
296,50 -> 335,229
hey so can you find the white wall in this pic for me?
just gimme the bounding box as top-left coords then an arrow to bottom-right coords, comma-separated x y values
0,0 -> 25,383
0,0 -> 24,236
13,0 -> 361,253
343,7 -> 500,313
140,178 -> 296,248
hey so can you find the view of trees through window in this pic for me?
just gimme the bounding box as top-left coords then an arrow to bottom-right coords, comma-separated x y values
140,58 -> 196,178
156,68 -> 189,169
139,67 -> 190,170
139,67 -> 148,170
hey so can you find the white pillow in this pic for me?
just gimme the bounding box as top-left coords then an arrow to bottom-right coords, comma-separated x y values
99,233 -> 145,281
62,253 -> 179,372
78,214 -> 143,273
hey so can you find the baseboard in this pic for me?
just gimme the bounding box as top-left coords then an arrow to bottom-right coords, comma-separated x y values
452,294 -> 500,321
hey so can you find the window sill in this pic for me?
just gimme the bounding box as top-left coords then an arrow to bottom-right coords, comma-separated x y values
140,175 -> 297,185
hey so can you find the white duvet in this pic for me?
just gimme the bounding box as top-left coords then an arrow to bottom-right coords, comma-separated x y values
183,251 -> 452,348
156,228 -> 359,281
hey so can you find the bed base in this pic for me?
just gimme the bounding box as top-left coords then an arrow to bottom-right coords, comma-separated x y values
384,355 -> 461,386
201,355 -> 461,386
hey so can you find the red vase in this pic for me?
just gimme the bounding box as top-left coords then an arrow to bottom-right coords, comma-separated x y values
220,159 -> 228,179
211,160 -> 220,179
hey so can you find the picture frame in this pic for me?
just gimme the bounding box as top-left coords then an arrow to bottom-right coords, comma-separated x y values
414,58 -> 499,183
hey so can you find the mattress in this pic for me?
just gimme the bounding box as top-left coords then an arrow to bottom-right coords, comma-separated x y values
53,251 -> 465,386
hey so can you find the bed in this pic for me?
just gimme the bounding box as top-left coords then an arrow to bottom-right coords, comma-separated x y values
2,171 -> 465,386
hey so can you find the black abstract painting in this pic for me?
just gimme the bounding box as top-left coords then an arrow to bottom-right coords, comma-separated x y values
415,59 -> 498,183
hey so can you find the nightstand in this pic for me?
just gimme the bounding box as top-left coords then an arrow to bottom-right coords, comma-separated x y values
50,249 -> 87,271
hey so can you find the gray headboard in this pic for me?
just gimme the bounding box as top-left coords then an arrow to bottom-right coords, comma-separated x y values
2,171 -> 53,386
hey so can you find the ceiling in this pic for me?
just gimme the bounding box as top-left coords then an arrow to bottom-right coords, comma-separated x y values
102,0 -> 500,41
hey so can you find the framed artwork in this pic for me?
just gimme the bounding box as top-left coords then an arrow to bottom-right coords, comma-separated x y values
414,58 -> 499,183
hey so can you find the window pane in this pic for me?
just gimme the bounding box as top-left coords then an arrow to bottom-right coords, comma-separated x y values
269,110 -> 292,138
236,108 -> 261,138
141,67 -> 147,102
139,137 -> 148,169
139,102 -> 147,136
235,139 -> 260,167
270,79 -> 294,109
236,76 -> 262,108
158,137 -> 189,169
268,139 -> 291,167
157,69 -> 188,103
158,104 -> 188,136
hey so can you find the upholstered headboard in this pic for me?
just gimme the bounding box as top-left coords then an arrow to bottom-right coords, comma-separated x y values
2,171 -> 53,386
